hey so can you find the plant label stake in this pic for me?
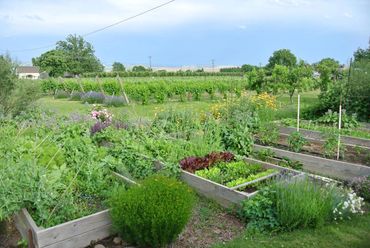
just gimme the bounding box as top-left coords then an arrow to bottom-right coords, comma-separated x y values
297,94 -> 300,132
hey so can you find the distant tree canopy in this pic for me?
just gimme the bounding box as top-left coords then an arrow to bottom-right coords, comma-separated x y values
33,34 -> 103,77
132,65 -> 149,72
112,62 -> 126,72
267,49 -> 297,69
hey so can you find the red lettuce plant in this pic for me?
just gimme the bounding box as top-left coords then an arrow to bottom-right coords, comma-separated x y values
180,151 -> 235,173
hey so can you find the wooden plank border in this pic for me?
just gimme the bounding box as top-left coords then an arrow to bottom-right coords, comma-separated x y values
279,126 -> 370,148
14,209 -> 112,248
253,144 -> 370,180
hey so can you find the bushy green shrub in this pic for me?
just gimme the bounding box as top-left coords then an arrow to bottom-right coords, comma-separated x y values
109,175 -> 195,248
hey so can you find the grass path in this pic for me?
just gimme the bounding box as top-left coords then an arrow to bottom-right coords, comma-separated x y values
214,213 -> 370,248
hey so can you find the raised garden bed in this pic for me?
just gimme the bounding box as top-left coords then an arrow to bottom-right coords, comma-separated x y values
14,208 -> 111,248
179,152 -> 303,207
278,126 -> 370,148
253,144 -> 370,181
276,126 -> 370,165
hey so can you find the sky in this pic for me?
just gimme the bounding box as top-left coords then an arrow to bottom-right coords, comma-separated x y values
0,0 -> 369,68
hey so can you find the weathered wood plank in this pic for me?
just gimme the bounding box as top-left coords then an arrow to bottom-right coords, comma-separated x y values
230,172 -> 279,190
254,144 -> 370,180
42,224 -> 112,248
112,171 -> 138,185
180,170 -> 248,208
279,126 -> 370,148
37,210 -> 111,247
14,209 -> 39,247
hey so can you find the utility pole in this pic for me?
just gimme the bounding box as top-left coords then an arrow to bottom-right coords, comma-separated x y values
148,56 -> 152,70
211,59 -> 215,72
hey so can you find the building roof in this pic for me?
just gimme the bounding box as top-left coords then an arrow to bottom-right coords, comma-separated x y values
17,66 -> 40,74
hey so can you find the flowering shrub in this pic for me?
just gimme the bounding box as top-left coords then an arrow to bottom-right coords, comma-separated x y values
332,188 -> 364,221
104,96 -> 127,107
251,92 -> 277,110
81,91 -> 105,104
91,105 -> 113,123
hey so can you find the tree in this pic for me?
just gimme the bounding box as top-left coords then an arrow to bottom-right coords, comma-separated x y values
271,64 -> 289,94
285,60 -> 313,103
56,34 -> 103,75
32,50 -> 68,77
0,55 -> 16,110
241,64 -> 256,73
112,62 -> 125,72
353,45 -> 370,62
132,65 -> 148,72
267,49 -> 297,69
316,58 -> 340,92
247,68 -> 267,93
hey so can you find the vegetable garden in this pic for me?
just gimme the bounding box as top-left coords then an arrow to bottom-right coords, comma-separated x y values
1,90 -> 369,247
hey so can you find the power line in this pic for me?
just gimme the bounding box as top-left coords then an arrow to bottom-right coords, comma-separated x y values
1,0 -> 176,53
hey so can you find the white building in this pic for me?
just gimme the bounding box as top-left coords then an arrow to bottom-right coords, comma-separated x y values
17,66 -> 40,80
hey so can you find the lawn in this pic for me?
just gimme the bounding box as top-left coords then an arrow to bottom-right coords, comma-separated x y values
36,91 -> 319,121
215,213 -> 370,248
36,96 -> 220,120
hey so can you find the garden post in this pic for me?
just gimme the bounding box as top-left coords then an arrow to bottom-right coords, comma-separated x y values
337,98 -> 342,160
297,94 -> 300,132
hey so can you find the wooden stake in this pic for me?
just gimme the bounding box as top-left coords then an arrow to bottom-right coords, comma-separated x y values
337,96 -> 342,160
76,76 -> 85,93
95,75 -> 105,94
297,94 -> 300,132
116,75 -> 130,104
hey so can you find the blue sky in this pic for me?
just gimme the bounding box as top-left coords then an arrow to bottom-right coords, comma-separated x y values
0,0 -> 369,68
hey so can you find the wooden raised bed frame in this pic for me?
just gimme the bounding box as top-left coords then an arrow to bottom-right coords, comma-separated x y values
113,157 -> 302,208
14,208 -> 111,248
254,144 -> 370,181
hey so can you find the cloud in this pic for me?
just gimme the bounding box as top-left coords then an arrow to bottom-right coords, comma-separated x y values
0,0 -> 369,36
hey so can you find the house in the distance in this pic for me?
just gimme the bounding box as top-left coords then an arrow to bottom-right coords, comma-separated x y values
16,66 -> 40,80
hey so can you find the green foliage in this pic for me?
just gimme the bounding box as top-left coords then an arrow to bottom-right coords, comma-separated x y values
323,130 -> 343,158
278,157 -> 303,170
112,62 -> 125,72
274,180 -> 336,231
316,110 -> 358,129
0,55 -> 16,110
256,123 -> 279,146
32,49 -> 69,77
226,169 -> 277,188
220,98 -> 258,156
267,49 -> 297,69
315,58 -> 340,92
240,187 -> 279,232
109,175 -> 195,248
55,34 -> 103,75
287,131 -> 307,152
132,65 -> 149,72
